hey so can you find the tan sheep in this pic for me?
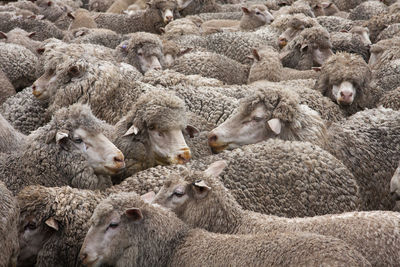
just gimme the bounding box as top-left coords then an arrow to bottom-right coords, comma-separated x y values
67,8 -> 97,30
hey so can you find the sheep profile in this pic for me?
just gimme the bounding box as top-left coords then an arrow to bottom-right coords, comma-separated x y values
79,191 -> 370,267
201,4 -> 274,33
67,8 -> 97,30
0,27 -> 42,56
0,103 -> 125,194
154,160 -> 400,266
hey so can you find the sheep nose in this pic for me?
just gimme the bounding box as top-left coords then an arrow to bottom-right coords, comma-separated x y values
32,84 -> 36,91
166,15 -> 173,21
278,37 -> 288,49
177,149 -> 191,164
153,65 -> 162,70
366,44 -> 371,49
208,133 -> 218,145
270,18 -> 274,22
114,155 -> 124,163
113,152 -> 125,169
79,252 -> 87,263
340,91 -> 353,102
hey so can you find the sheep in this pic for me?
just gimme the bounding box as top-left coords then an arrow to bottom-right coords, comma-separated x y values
67,8 -> 97,30
0,43 -> 38,91
331,0 -> 364,11
115,32 -> 164,73
0,112 -> 26,153
154,160 -> 400,267
329,28 -> 371,61
316,15 -> 355,33
0,69 -> 16,105
349,0 -> 388,20
79,191 -> 370,267
0,103 -> 125,194
368,37 -> 400,67
178,0 -> 222,16
107,0 -> 137,13
0,27 -> 43,56
200,5 -> 274,33
111,89 -> 195,180
313,52 -> 381,116
5,0 -> 40,14
31,50 -> 147,125
88,0 -> 114,11
172,51 -> 250,84
208,86 -> 329,151
63,27 -> 122,49
160,16 -> 203,38
280,26 -> 334,70
364,11 -> 400,43
94,0 -> 179,34
378,86 -> 400,110
247,46 -> 320,83
35,0 -> 74,23
376,23 -> 400,41
370,45 -> 400,92
118,138 -> 361,217
0,181 -> 19,267
0,11 -> 64,41
17,185 -> 105,267
197,11 -> 242,21
272,0 -> 316,17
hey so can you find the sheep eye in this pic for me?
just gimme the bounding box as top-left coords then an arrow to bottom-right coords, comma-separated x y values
253,116 -> 263,122
256,11 -> 261,15
73,138 -> 83,144
108,222 -> 119,229
173,191 -> 184,197
26,222 -> 36,230
148,124 -> 156,131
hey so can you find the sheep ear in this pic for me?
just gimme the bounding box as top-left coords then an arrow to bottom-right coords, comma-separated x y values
125,208 -> 143,221
179,47 -> 192,56
123,124 -> 139,136
184,125 -> 199,138
67,12 -> 75,19
340,29 -> 348,33
268,118 -> 281,135
159,27 -> 165,34
0,32 -> 7,39
321,2 -> 332,8
300,43 -> 308,52
47,1 -> 53,6
56,131 -> 69,144
312,67 -> 321,72
204,160 -> 227,178
37,47 -> 45,55
141,191 -> 155,203
28,32 -> 36,38
241,7 -> 250,14
45,217 -> 59,231
192,180 -> 211,199
252,49 -> 261,61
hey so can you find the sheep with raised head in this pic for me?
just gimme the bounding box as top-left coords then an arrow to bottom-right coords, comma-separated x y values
314,52 -> 381,116
94,0 -> 179,34
0,181 -> 19,267
155,160 -> 400,267
364,11 -> 400,42
79,191 -> 370,267
280,26 -> 334,70
201,4 -> 274,33
67,8 -> 97,30
0,103 -> 125,194
0,27 -> 42,56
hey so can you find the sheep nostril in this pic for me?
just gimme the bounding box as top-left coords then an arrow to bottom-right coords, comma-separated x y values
80,253 -> 87,262
32,85 -> 36,91
114,156 -> 124,163
208,134 -> 218,143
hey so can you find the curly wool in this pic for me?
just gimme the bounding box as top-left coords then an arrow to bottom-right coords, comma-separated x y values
0,181 -> 19,267
0,43 -> 38,91
314,52 -> 377,116
326,107 -> 400,210
330,31 -> 370,62
0,27 -> 43,56
0,104 -> 113,194
0,69 -> 16,105
17,185 -> 105,267
172,51 -> 250,85
348,1 -> 388,21
0,112 -> 26,153
364,12 -> 400,43
376,23 -> 400,42
63,28 -> 123,49
378,86 -> 400,110
371,46 -> 400,92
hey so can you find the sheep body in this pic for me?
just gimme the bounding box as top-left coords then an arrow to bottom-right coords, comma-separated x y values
68,8 -> 97,30
0,112 -> 26,153
81,192 -> 371,267
0,27 -> 42,56
0,69 -> 16,105
378,86 -> 400,110
63,27 -> 122,49
0,181 -> 19,267
348,0 -> 388,21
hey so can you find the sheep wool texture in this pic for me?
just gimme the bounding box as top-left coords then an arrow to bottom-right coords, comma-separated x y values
0,112 -> 26,153
0,42 -> 38,91
378,86 -> 400,110
172,51 -> 250,85
371,46 -> 400,92
0,181 -> 19,267
0,104 -> 113,194
0,69 -> 16,105
0,27 -> 43,56
17,185 -> 105,267
63,28 -> 123,49
326,107 -> 400,210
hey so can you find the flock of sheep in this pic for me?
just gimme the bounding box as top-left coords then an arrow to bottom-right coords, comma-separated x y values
1,0 -> 400,266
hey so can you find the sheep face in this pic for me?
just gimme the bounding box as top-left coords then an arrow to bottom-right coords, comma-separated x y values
349,27 -> 371,47
151,0 -> 178,24
278,26 -> 302,49
71,128 -> 125,175
242,5 -> 274,26
322,2 -> 340,16
137,47 -> 163,73
208,104 -> 273,153
18,215 -> 58,266
390,165 -> 400,201
331,81 -> 357,106
32,67 -> 57,100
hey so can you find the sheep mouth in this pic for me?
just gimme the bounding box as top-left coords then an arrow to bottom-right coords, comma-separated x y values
32,90 -> 42,98
209,143 -> 229,154
105,165 -> 125,174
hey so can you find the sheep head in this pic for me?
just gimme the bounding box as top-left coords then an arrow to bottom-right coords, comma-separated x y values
207,87 -> 299,153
